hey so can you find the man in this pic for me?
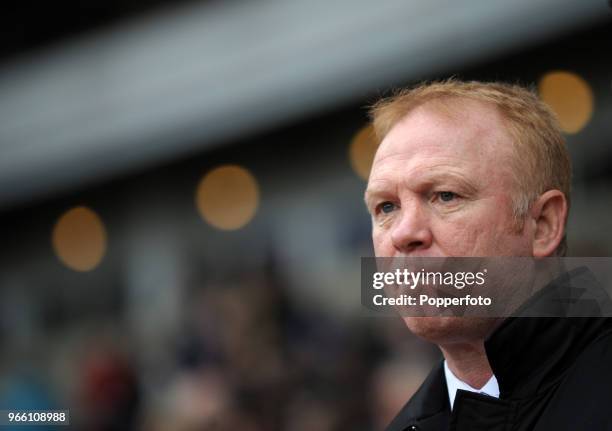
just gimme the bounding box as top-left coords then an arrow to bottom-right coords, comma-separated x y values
365,80 -> 612,430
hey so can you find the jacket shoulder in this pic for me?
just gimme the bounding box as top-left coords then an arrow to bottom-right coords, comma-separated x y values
537,324 -> 612,428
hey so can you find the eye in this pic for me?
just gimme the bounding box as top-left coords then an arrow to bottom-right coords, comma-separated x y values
378,201 -> 396,214
437,191 -> 457,202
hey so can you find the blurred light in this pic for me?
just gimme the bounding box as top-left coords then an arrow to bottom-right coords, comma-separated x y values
538,71 -> 594,134
349,124 -> 379,180
52,206 -> 107,271
195,165 -> 259,230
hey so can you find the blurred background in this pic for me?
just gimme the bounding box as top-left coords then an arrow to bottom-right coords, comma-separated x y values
0,0 -> 611,429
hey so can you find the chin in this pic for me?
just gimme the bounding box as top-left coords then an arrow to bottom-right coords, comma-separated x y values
402,316 -> 498,345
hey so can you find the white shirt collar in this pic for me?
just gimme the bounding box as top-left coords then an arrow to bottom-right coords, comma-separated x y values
443,360 -> 500,410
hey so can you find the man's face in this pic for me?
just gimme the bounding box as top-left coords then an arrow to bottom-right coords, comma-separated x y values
365,99 -> 534,344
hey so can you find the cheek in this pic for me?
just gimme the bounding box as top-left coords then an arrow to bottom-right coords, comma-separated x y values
431,202 -> 516,255
432,222 -> 482,255
461,227 -> 529,256
372,229 -> 391,256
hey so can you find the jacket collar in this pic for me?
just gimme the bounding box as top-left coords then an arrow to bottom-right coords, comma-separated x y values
385,266 -> 612,430
384,360 -> 449,431
484,266 -> 612,399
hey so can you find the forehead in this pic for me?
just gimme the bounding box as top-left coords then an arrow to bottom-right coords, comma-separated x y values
369,99 -> 515,188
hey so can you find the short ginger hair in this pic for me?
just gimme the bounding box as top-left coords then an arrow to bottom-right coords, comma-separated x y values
369,79 -> 571,255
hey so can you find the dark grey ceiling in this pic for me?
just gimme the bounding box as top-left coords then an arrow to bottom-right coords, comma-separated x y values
0,0 -> 609,207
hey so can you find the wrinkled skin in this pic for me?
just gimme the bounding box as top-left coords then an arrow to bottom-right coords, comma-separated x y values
365,99 -> 534,344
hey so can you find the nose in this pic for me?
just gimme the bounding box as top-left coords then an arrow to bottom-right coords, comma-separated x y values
390,203 -> 433,254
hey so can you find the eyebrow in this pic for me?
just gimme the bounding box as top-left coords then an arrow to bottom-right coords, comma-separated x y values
363,184 -> 392,207
417,171 -> 479,194
364,176 -> 395,204
364,171 -> 479,206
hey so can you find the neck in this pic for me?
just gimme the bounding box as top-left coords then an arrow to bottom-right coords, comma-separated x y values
440,341 -> 493,389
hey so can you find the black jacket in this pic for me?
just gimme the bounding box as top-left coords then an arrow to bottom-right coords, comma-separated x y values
385,267 -> 612,431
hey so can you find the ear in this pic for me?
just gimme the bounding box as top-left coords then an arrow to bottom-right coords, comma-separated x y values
530,190 -> 568,257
